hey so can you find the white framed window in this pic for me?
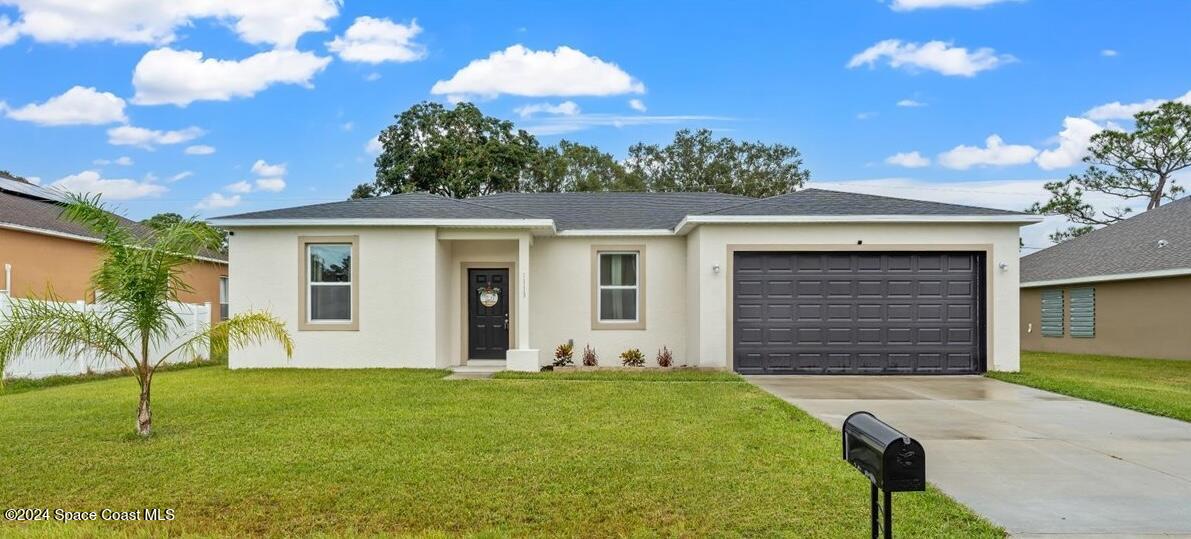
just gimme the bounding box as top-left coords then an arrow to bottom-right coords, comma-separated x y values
307,244 -> 352,322
218,276 -> 229,321
299,236 -> 358,331
595,249 -> 643,321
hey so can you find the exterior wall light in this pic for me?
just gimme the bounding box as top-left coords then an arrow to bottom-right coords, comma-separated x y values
998,262 -> 1009,272
712,264 -> 721,274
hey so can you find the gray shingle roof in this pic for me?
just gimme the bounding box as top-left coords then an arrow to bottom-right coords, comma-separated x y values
1021,196 -> 1191,284
472,192 -> 751,230
704,188 -> 1025,216
0,191 -> 228,262
213,189 -> 1026,231
215,192 -> 541,221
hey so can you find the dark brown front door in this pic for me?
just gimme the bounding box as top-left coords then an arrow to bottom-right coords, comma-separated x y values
468,268 -> 510,360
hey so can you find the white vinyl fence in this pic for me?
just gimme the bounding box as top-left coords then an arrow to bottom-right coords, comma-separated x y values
0,294 -> 211,380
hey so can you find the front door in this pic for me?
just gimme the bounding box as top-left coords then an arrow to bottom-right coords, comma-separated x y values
468,268 -> 510,360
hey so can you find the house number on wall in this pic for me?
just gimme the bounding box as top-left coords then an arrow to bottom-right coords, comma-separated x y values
477,286 -> 501,307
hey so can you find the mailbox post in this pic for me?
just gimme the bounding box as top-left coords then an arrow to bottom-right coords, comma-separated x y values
842,411 -> 926,539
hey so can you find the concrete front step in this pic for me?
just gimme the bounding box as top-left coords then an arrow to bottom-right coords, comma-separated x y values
449,360 -> 507,375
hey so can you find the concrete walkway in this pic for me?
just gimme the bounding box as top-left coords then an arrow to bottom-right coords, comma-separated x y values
746,375 -> 1191,538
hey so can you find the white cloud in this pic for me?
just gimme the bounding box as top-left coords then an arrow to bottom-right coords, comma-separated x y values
3,86 -> 126,126
251,160 -> 286,177
885,151 -> 930,168
341,121 -> 354,131
522,113 -> 729,136
1100,49 -> 1118,57
1083,90 -> 1191,121
1035,117 -> 1103,170
132,48 -> 331,107
364,72 -> 382,82
254,178 -> 286,192
847,39 -> 1014,77
365,135 -> 383,154
327,17 -> 425,64
896,99 -> 926,107
184,144 -> 216,155
50,170 -> 166,200
0,15 -> 18,46
628,99 -> 647,112
93,156 -> 134,166
856,111 -> 877,120
168,171 -> 192,182
196,192 -> 241,210
937,135 -> 1039,169
107,125 -> 203,149
514,101 -> 580,118
225,181 -> 253,193
1,0 -> 338,49
431,44 -> 645,99
889,0 -> 1017,10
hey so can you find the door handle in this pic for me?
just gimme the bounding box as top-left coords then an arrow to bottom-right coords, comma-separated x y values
503,314 -> 509,329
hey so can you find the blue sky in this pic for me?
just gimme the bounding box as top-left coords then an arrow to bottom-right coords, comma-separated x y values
1,0 -> 1188,250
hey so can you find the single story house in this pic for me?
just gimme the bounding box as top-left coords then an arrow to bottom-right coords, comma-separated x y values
0,174 -> 228,324
1021,195 -> 1190,360
209,189 -> 1040,374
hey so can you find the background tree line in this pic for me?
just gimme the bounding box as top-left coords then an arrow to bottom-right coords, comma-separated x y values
349,101 -> 811,200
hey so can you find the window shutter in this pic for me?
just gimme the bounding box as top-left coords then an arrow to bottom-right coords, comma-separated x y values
1068,287 -> 1095,338
1040,289 -> 1064,337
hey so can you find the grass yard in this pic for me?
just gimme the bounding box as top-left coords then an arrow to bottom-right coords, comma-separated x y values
988,351 -> 1191,422
0,366 -> 1000,537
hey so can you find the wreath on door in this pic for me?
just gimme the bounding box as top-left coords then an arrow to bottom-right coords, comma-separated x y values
476,285 -> 501,307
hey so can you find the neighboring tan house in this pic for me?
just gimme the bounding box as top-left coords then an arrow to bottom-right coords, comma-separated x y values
1021,196 -> 1191,360
212,189 -> 1039,374
0,175 -> 229,325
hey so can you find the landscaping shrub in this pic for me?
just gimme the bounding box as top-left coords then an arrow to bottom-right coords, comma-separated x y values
553,342 -> 574,367
620,348 -> 645,367
656,346 -> 673,368
581,344 -> 599,366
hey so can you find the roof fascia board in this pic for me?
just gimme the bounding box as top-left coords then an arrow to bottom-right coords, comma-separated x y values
208,218 -> 556,230
556,229 -> 675,237
673,214 -> 1044,235
1020,268 -> 1191,288
0,222 -> 228,265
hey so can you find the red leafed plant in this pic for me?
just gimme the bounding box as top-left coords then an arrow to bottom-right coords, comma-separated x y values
553,342 -> 574,367
656,346 -> 673,368
581,344 -> 599,367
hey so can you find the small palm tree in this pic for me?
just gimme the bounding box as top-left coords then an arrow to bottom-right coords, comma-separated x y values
0,195 -> 292,437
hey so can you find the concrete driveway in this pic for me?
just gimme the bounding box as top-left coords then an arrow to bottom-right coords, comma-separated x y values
746,375 -> 1191,538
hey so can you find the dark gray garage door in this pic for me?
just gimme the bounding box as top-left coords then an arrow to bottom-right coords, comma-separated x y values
733,252 -> 984,375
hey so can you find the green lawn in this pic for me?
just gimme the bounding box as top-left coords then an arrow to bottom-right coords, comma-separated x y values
0,366 -> 1000,537
988,351 -> 1191,422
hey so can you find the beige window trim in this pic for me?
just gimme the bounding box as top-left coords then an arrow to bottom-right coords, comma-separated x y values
591,244 -> 646,330
298,235 -> 359,331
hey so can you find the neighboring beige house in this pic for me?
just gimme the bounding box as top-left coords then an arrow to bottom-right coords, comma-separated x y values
0,175 -> 229,325
1021,196 -> 1191,360
210,189 -> 1040,374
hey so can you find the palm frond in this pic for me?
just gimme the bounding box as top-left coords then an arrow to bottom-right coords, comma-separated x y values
157,311 -> 293,368
0,296 -> 135,387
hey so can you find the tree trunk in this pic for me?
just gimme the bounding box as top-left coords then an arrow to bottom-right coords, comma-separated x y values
1149,173 -> 1168,210
136,332 -> 152,437
136,377 -> 152,437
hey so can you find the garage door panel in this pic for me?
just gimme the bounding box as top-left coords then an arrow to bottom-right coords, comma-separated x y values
733,251 -> 983,375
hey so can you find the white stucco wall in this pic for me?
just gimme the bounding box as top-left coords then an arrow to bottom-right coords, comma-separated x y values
228,226 -> 440,369
227,221 -> 1023,372
686,222 -> 1023,371
528,236 -> 689,367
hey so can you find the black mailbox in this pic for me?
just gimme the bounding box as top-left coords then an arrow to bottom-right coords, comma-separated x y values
843,411 -> 926,538
843,411 -> 926,492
